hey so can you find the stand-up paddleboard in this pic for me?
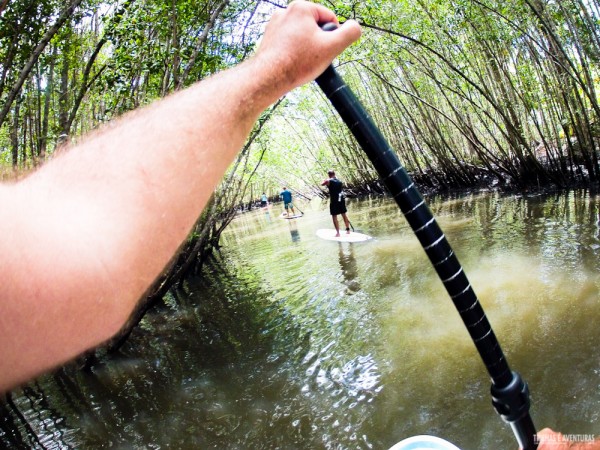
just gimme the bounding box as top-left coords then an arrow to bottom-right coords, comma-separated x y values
316,229 -> 372,242
389,435 -> 461,450
279,213 -> 303,219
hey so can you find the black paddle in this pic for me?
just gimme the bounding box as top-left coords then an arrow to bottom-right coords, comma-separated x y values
315,23 -> 537,450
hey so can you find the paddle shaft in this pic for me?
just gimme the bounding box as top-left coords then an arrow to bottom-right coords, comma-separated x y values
314,26 -> 537,450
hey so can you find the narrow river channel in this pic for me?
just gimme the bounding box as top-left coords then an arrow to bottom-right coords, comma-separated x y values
2,190 -> 599,449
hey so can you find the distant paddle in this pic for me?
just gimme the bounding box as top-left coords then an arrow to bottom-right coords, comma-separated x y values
314,22 -> 538,450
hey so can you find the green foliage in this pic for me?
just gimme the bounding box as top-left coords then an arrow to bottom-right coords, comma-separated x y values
3,0 -> 600,187
300,0 -> 600,186
0,0 -> 265,169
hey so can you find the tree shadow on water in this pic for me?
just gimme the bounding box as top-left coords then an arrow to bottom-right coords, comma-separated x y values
1,256 -> 318,449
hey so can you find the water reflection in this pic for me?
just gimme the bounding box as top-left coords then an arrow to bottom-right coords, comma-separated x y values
288,220 -> 300,242
3,191 -> 600,449
338,244 -> 360,293
263,206 -> 272,223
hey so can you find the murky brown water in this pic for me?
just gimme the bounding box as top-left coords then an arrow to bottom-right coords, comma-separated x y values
2,190 -> 599,449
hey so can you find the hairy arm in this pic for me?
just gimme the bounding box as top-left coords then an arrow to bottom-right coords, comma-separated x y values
0,1 -> 361,393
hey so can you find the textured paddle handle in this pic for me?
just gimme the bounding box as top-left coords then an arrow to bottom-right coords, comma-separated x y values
314,22 -> 538,450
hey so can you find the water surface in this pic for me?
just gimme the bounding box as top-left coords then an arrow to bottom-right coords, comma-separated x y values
2,191 -> 599,449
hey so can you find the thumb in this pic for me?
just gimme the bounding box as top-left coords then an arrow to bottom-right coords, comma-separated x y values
322,19 -> 362,56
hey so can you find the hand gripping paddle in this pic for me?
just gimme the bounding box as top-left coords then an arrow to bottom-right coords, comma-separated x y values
314,22 -> 538,450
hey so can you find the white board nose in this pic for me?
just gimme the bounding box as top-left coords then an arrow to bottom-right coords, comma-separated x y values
388,435 -> 461,450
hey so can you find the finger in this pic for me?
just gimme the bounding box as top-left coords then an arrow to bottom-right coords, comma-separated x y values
286,0 -> 339,26
308,2 -> 340,26
324,19 -> 362,49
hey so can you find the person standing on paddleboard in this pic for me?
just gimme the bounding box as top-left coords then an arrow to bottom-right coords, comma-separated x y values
280,187 -> 296,216
321,170 -> 351,237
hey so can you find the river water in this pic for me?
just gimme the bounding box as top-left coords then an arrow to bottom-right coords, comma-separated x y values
2,191 -> 599,449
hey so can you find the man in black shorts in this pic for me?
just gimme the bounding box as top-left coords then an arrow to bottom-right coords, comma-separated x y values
321,170 -> 351,237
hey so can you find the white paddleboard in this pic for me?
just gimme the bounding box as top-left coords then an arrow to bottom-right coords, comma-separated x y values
316,229 -> 372,242
279,213 -> 303,219
389,435 -> 461,450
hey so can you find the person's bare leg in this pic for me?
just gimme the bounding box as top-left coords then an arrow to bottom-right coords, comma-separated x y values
341,213 -> 350,233
332,215 -> 340,236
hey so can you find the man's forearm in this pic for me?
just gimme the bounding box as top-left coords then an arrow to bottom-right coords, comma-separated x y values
0,57 -> 279,392
0,0 -> 361,393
